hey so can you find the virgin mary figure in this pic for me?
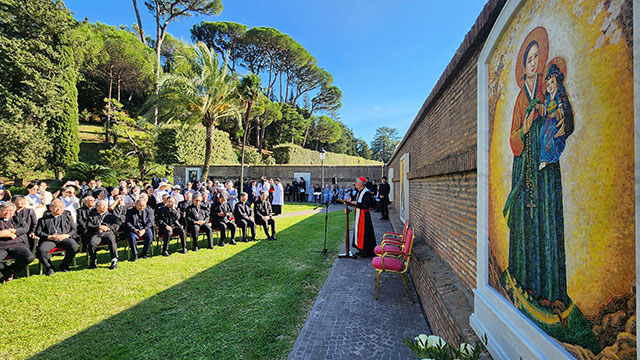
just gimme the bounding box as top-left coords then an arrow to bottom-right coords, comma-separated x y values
502,27 -> 575,311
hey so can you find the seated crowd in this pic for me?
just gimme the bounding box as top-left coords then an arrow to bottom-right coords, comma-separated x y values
0,177 -> 283,283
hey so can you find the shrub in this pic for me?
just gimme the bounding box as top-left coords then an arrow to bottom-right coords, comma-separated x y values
272,143 -> 383,165
156,125 -> 238,165
64,162 -> 116,183
8,186 -> 27,196
241,148 -> 263,165
263,155 -> 276,165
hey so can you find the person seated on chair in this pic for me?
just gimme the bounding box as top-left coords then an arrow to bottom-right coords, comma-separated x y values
185,194 -> 213,250
86,200 -> 120,270
35,199 -> 79,276
178,192 -> 193,222
124,198 -> 154,261
12,196 -> 38,254
156,196 -> 187,256
210,192 -> 236,246
0,202 -> 34,282
76,196 -> 95,252
109,193 -> 127,226
254,190 -> 277,240
234,192 -> 256,242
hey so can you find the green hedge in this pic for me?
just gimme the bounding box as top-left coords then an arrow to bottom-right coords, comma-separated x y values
156,125 -> 238,165
272,144 -> 383,165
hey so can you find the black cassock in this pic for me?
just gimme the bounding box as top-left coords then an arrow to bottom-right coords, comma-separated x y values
352,188 -> 376,256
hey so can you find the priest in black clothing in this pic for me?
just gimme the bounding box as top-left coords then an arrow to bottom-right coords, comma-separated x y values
254,190 -> 277,240
0,202 -> 34,282
185,194 -> 213,250
157,196 -> 187,255
234,192 -> 256,242
345,177 -> 376,257
13,196 -> 38,253
76,196 -> 95,251
178,192 -> 193,221
378,176 -> 391,220
86,200 -> 119,269
35,199 -> 79,275
124,198 -> 154,261
210,192 -> 237,246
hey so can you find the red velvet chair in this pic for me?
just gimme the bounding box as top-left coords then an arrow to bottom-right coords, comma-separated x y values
40,246 -> 77,274
374,223 -> 410,256
2,255 -> 30,277
372,227 -> 415,302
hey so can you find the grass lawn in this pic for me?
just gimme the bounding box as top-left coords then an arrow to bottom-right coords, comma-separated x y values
280,203 -> 318,213
0,210 -> 349,360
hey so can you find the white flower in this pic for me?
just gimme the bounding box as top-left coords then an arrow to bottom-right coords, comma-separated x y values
426,335 -> 447,348
415,334 -> 429,349
459,343 -> 474,356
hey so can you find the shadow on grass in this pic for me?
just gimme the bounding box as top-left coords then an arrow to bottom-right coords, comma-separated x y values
27,211 -> 346,360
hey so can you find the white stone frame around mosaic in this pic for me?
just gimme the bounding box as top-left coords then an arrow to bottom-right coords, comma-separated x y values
471,0 -> 639,359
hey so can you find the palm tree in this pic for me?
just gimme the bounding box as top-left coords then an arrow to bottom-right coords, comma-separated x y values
148,41 -> 240,181
237,73 -> 263,193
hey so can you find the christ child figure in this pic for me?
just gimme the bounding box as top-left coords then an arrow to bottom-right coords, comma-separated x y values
538,63 -> 572,170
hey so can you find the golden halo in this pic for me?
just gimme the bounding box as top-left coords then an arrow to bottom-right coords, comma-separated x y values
515,26 -> 549,88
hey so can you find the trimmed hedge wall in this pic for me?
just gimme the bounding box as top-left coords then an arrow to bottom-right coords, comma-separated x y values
156,125 -> 238,165
272,143 -> 382,165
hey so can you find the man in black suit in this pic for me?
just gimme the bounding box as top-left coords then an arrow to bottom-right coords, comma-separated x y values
211,192 -> 236,246
76,196 -> 95,251
35,199 -> 79,276
178,192 -> 193,221
378,176 -> 391,220
0,202 -> 34,282
86,200 -> 120,269
12,196 -> 38,253
125,198 -> 154,261
185,194 -> 213,250
157,196 -> 187,256
234,192 -> 256,242
254,191 -> 277,241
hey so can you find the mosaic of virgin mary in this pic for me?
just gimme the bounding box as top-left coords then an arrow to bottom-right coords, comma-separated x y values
500,26 -> 599,353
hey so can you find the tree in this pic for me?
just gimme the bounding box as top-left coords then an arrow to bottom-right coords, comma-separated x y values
355,138 -> 372,159
325,123 -> 357,156
132,0 -> 224,124
0,122 -> 51,186
0,0 -> 80,179
191,21 -> 247,73
264,104 -> 307,146
102,99 -> 158,179
370,127 -> 400,163
309,115 -> 342,150
237,73 -> 262,192
148,42 -> 240,181
255,99 -> 281,151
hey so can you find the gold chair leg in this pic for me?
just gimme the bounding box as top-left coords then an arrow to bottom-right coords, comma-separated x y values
375,270 -> 381,300
401,273 -> 415,303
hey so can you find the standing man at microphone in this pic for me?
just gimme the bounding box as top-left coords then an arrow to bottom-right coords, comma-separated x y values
344,177 -> 376,257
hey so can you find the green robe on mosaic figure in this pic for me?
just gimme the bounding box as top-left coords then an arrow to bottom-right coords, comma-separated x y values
503,73 -> 574,306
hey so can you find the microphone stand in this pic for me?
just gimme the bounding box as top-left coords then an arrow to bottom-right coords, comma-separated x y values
312,201 -> 335,258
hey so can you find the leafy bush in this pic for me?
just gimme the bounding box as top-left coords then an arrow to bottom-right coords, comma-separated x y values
241,148 -> 263,165
263,155 -> 276,165
8,186 -> 27,196
64,162 -> 116,183
272,143 -> 382,165
156,125 -> 238,165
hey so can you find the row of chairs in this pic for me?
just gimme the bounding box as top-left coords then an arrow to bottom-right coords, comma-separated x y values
371,221 -> 415,302
3,218 -> 248,278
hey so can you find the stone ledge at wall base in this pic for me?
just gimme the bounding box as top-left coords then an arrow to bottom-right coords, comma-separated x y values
388,206 -> 487,356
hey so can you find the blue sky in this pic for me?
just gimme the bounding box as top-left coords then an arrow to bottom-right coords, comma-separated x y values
65,0 -> 488,144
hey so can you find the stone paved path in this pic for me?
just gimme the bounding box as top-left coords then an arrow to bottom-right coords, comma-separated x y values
288,211 -> 430,360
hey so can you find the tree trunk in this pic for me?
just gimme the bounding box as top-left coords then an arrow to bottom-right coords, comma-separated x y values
302,124 -> 310,147
259,123 -> 265,153
240,101 -> 253,193
254,122 -> 260,149
132,0 -> 145,43
279,70 -> 283,102
153,0 -> 165,126
202,122 -> 215,182
106,68 -> 113,144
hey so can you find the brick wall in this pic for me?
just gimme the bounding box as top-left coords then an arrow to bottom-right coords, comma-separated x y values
385,0 -> 506,346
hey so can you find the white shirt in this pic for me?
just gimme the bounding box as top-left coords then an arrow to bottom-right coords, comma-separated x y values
272,183 -> 284,205
61,196 -> 79,222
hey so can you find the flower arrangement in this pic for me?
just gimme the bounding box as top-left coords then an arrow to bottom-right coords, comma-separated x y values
403,333 -> 487,360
